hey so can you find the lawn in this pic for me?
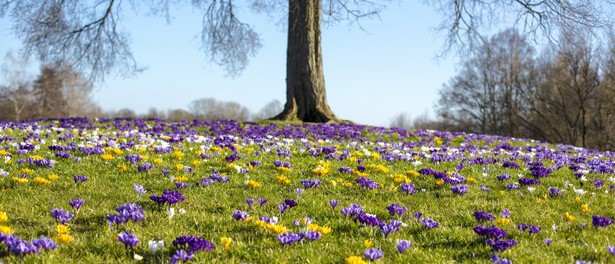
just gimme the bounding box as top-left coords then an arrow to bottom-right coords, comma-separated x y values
0,118 -> 613,263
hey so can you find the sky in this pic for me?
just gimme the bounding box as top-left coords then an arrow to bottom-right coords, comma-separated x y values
0,1 -> 458,127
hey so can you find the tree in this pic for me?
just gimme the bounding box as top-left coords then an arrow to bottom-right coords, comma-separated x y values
254,99 -> 283,121
32,64 -> 68,119
1,1 -> 612,123
438,29 -> 538,136
0,51 -> 35,121
188,98 -> 251,121
389,112 -> 412,130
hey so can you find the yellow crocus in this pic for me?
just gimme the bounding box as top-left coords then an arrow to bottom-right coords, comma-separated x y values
345,256 -> 368,264
57,224 -> 70,234
220,237 -> 232,251
0,211 -> 8,222
0,225 -> 14,234
57,233 -> 74,243
581,204 -> 590,214
364,239 -> 373,248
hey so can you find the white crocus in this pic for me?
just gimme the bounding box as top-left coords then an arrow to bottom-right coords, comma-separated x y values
179,208 -> 186,214
148,240 -> 165,253
166,207 -> 175,219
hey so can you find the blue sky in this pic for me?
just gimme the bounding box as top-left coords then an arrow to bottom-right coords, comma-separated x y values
0,2 -> 458,127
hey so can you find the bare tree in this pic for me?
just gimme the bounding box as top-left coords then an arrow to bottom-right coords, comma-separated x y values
429,0 -> 611,56
60,65 -> 101,117
254,99 -> 283,120
187,97 -> 251,121
0,51 -> 35,121
389,112 -> 412,130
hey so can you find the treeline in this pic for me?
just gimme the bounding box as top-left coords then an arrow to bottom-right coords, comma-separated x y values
0,52 -> 282,122
392,29 -> 615,150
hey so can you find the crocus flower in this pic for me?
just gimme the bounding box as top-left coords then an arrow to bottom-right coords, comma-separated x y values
544,239 -> 553,246
279,203 -> 290,214
329,200 -> 339,209
172,235 -> 215,252
50,209 -> 74,224
400,183 -> 417,194
276,232 -> 302,245
396,239 -> 412,253
486,239 -> 517,252
117,232 -> 139,248
548,187 -> 562,198
386,203 -> 407,217
303,230 -> 321,241
421,218 -> 439,229
170,249 -> 194,264
450,184 -> 469,194
257,198 -> 267,206
502,209 -> 511,218
607,245 -> 615,256
474,226 -> 508,239
246,198 -> 254,207
363,248 -> 384,261
149,240 -> 164,253
232,210 -> 249,221
73,175 -> 88,183
69,198 -> 85,211
474,211 -> 496,222
133,184 -> 146,197
592,215 -> 613,228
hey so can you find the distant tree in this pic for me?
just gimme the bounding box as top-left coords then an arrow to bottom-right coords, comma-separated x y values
115,108 -> 137,119
167,108 -> 193,122
2,1 -> 611,123
142,107 -> 167,120
389,112 -> 412,130
0,51 -> 35,121
437,29 -> 537,136
59,65 -> 101,117
188,98 -> 251,121
254,99 -> 283,121
530,32 -> 603,147
32,64 -> 68,119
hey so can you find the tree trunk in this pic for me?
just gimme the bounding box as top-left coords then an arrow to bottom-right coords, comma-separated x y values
273,0 -> 338,123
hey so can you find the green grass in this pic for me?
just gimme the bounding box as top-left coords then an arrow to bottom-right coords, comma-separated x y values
0,119 -> 613,263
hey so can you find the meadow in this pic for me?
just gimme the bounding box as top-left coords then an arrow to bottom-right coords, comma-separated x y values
0,118 -> 613,263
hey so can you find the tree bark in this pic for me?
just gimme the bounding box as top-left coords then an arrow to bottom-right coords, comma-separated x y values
273,0 -> 338,123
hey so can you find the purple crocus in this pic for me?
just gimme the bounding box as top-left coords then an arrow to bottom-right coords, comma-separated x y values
396,239 -> 412,253
170,249 -> 194,264
548,187 -> 562,198
386,203 -> 407,217
303,230 -> 321,241
132,184 -> 146,197
246,198 -> 255,207
172,235 -> 215,252
69,198 -> 85,210
363,248 -> 384,261
486,239 -> 517,252
50,208 -> 74,224
257,198 -> 267,206
329,199 -> 339,209
276,232 -> 302,245
117,232 -> 139,248
544,238 -> 553,246
474,226 -> 508,239
450,184 -> 469,194
73,175 -> 88,184
421,218 -> 440,229
592,215 -> 613,228
474,211 -> 496,222
232,210 -> 249,221
400,183 -> 417,194
502,209 -> 511,218
607,245 -> 614,256
279,203 -> 290,214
